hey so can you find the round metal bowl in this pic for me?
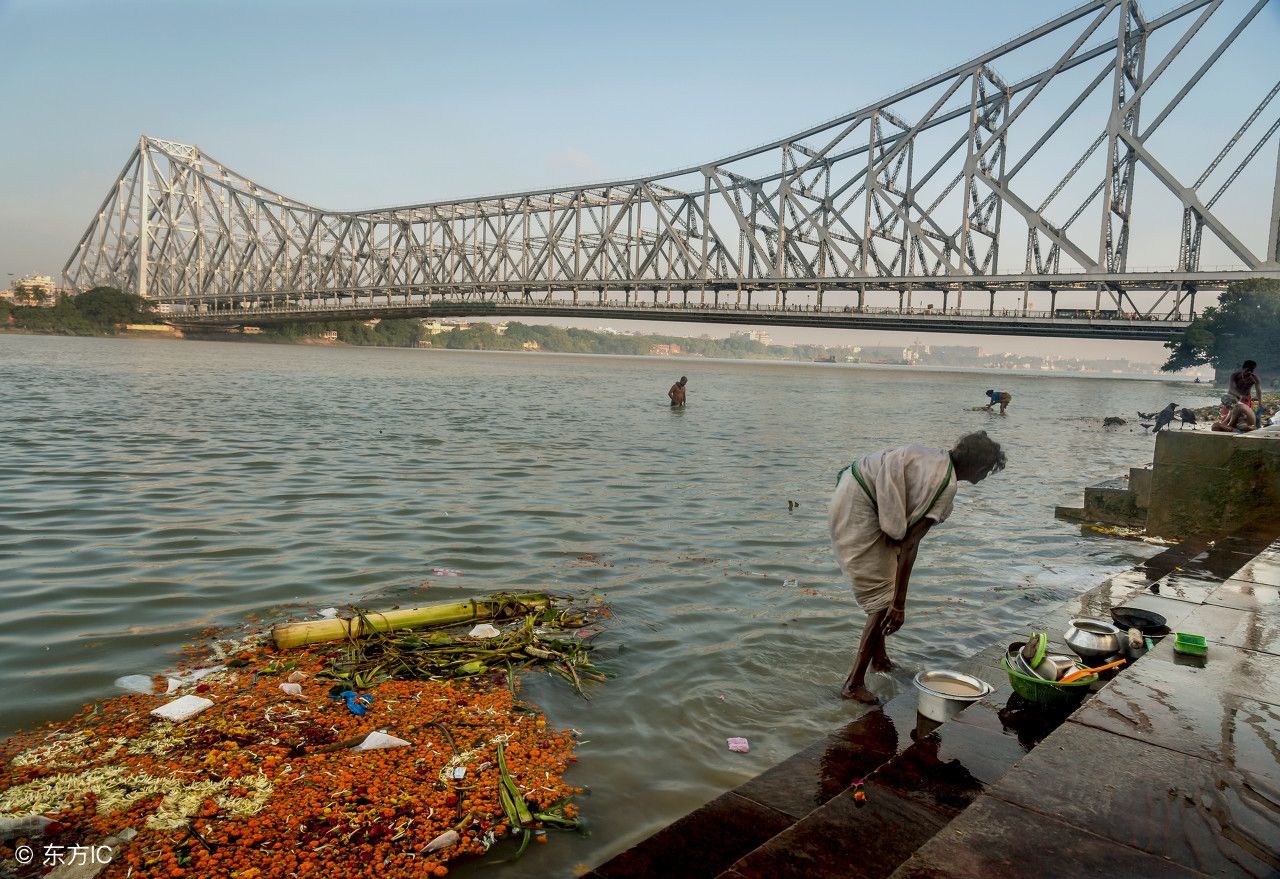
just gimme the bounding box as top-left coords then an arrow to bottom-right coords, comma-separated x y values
1033,653 -> 1081,682
1064,617 -> 1122,660
913,670 -> 993,723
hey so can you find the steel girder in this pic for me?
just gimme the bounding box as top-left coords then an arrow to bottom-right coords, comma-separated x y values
64,0 -> 1280,325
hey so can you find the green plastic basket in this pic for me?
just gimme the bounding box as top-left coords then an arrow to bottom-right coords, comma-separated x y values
1173,633 -> 1207,656
1001,654 -> 1097,708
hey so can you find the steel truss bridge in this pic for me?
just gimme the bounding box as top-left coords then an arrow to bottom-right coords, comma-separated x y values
64,0 -> 1280,341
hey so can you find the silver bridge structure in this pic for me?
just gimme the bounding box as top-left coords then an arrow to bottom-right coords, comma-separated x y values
64,0 -> 1280,341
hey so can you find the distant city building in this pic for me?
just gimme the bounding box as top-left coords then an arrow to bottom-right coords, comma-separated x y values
9,274 -> 57,306
747,329 -> 772,345
422,319 -> 455,335
320,330 -> 338,341
495,322 -> 509,336
521,340 -> 540,351
243,326 -> 264,335
649,343 -> 683,356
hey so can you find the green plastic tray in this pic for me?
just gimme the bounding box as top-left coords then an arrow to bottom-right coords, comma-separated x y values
1173,632 -> 1207,656
1001,654 -> 1096,708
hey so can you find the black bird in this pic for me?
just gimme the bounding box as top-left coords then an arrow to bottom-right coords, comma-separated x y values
1137,410 -> 1158,419
1178,408 -> 1197,429
1152,403 -> 1178,432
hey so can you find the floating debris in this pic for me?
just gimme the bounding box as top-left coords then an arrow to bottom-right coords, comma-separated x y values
1081,523 -> 1178,545
0,592 -> 604,878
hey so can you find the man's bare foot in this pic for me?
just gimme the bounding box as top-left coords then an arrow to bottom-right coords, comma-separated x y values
841,682 -> 880,703
871,651 -> 896,672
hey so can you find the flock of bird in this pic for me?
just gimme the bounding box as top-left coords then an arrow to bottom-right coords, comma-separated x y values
1137,402 -> 1197,432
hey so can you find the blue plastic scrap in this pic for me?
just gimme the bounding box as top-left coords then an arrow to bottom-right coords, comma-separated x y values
330,689 -> 373,716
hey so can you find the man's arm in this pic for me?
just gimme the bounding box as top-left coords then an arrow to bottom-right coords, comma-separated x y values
883,518 -> 933,634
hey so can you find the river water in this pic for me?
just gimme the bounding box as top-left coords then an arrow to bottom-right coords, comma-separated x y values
0,334 -> 1221,875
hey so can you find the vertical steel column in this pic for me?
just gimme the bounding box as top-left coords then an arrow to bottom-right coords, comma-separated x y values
1099,0 -> 1146,272
1269,141 -> 1280,265
959,71 -> 981,274
137,141 -> 149,299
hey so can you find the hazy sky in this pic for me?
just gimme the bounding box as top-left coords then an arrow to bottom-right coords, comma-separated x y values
1,0 -> 1274,363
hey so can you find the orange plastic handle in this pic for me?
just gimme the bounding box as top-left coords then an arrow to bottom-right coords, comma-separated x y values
1061,658 -> 1126,683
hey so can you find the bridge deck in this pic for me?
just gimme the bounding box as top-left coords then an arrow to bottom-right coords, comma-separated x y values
169,301 -> 1190,341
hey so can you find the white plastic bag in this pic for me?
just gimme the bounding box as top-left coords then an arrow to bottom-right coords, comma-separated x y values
351,731 -> 411,751
425,829 -> 459,852
114,674 -> 157,695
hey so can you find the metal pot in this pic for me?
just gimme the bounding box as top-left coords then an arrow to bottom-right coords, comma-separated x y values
1033,653 -> 1080,682
1064,617 -> 1122,660
913,670 -> 993,723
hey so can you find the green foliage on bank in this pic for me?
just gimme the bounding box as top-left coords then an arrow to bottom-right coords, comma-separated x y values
1162,278 -> 1280,374
437,322 -> 814,359
0,287 -> 152,335
256,318 -> 425,348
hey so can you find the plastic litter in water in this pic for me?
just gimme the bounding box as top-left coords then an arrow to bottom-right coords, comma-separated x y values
317,607 -> 339,619
424,829 -> 459,852
726,737 -> 750,753
163,665 -> 226,692
468,623 -> 501,638
330,689 -> 373,716
351,731 -> 411,751
149,695 -> 214,722
114,674 -> 158,695
431,568 -> 462,577
782,577 -> 799,588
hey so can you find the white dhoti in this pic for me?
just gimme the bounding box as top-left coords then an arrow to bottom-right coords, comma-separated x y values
829,472 -> 898,613
828,444 -> 959,614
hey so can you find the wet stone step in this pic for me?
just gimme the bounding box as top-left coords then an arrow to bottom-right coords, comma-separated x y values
888,795 -> 1208,879
720,782 -> 947,879
588,792 -> 793,879
733,692 -> 919,820
984,720 -> 1280,878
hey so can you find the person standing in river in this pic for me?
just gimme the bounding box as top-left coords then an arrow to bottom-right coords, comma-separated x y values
668,376 -> 688,407
982,388 -> 1012,415
829,432 -> 1006,703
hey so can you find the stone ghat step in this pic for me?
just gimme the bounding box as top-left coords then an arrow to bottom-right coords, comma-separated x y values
584,533 -> 1278,879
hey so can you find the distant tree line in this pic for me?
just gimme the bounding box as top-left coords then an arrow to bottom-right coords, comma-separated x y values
1,287 -> 153,335
256,318 -> 426,348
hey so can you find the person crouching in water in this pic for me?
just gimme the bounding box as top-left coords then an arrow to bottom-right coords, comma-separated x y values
829,432 -> 1006,703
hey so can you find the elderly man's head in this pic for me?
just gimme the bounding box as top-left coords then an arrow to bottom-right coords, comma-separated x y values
951,431 -> 1007,483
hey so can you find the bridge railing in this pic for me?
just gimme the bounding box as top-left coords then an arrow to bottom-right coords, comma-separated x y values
173,296 -> 1191,324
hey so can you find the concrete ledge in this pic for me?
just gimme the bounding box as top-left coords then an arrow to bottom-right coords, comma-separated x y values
1146,430 -> 1280,537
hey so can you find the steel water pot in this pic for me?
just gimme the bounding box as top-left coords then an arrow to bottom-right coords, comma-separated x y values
1064,617 -> 1123,660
